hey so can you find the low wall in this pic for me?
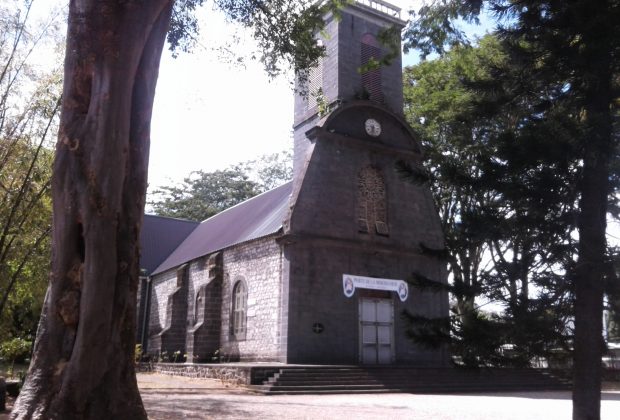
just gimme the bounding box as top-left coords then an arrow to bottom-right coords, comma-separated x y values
139,363 -> 280,385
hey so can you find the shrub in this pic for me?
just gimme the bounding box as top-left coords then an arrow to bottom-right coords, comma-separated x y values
0,338 -> 32,365
135,344 -> 143,363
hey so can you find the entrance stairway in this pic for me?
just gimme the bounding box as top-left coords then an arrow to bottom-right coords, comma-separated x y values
251,366 -> 571,395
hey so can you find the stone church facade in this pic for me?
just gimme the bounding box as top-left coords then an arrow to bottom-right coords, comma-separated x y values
137,0 -> 449,365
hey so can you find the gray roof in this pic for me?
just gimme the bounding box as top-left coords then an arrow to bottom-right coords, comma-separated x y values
140,214 -> 200,275
152,181 -> 293,275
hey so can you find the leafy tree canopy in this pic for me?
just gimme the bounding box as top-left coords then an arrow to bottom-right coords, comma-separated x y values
11,1 -> 353,418
168,0 -> 353,78
0,0 -> 62,343
403,1 -> 618,417
149,151 -> 292,221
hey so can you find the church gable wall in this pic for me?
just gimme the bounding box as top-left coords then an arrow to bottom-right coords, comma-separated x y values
220,237 -> 283,362
285,103 -> 448,365
285,242 -> 448,365
289,115 -> 443,252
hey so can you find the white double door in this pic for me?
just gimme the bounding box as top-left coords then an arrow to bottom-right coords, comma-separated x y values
359,298 -> 394,364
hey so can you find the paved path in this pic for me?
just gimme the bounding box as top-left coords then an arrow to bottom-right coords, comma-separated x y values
138,373 -> 620,420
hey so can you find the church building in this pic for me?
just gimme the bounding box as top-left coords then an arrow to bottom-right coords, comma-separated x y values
137,0 -> 449,366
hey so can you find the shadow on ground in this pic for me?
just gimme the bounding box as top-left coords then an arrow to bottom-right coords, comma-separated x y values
141,394 -> 254,420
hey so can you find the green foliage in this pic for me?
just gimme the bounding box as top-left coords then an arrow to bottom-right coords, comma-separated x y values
314,88 -> 329,117
403,2 -> 619,387
134,344 -> 143,363
358,25 -> 402,74
168,1 -> 352,78
149,151 -> 292,221
403,33 -> 581,366
403,36 -> 501,329
149,169 -> 258,221
0,0 -> 62,341
167,0 -> 206,57
0,337 -> 31,364
606,250 -> 620,342
231,150 -> 293,192
403,1 -> 484,58
149,168 -> 259,221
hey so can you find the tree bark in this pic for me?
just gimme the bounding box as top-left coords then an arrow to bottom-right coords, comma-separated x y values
11,1 -> 174,418
572,4 -> 614,417
573,103 -> 609,420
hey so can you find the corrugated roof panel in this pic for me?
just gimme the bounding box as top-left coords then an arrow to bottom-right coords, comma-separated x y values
152,181 -> 292,275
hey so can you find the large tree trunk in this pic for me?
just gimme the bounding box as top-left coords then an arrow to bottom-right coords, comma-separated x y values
11,1 -> 174,418
572,6 -> 613,418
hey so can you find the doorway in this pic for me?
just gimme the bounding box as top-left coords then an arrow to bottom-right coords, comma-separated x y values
359,297 -> 394,364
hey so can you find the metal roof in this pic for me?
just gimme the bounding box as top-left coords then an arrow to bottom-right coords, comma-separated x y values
140,214 -> 200,275
152,181 -> 293,275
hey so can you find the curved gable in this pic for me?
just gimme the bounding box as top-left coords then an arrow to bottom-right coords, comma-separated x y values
322,101 -> 422,154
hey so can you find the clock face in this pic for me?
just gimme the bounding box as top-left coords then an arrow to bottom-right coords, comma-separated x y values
365,118 -> 381,137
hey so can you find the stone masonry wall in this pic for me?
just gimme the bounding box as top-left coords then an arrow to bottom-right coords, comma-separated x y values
161,266 -> 189,358
220,237 -> 283,362
286,104 -> 448,364
336,8 -> 404,115
186,253 -> 223,362
141,363 -> 281,386
147,269 -> 177,355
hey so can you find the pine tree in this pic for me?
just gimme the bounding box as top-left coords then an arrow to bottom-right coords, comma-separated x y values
404,1 -> 619,418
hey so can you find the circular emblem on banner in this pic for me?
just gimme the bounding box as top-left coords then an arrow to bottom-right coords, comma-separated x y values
398,281 -> 409,302
343,276 -> 355,298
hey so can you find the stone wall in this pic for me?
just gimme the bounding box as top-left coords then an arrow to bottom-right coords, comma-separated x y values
220,237 -> 283,362
336,7 -> 404,115
147,268 -> 189,357
186,253 -> 223,363
285,101 -> 448,365
145,236 -> 283,362
293,5 -> 404,127
141,363 -> 280,386
293,5 -> 404,181
285,241 -> 448,365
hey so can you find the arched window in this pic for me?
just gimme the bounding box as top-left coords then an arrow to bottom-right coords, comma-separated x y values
231,280 -> 247,339
361,33 -> 383,102
358,166 -> 389,235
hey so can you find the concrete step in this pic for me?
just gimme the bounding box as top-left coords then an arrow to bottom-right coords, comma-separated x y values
253,382 -> 571,395
270,377 -> 566,386
258,367 -> 571,394
256,383 -> 572,395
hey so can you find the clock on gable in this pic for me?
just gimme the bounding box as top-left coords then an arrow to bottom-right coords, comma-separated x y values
364,118 -> 381,137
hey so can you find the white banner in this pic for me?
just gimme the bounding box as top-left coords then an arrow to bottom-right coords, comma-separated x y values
342,274 -> 408,302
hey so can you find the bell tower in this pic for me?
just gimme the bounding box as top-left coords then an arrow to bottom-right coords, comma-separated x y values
282,1 -> 449,366
293,0 -> 406,177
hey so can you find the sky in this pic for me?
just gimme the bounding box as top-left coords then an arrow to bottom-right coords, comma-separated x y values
22,0 -> 620,295
25,0 -> 490,191
148,0 -> 428,191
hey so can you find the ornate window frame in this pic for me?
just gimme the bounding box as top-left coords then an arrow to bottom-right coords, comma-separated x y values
358,166 -> 389,236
